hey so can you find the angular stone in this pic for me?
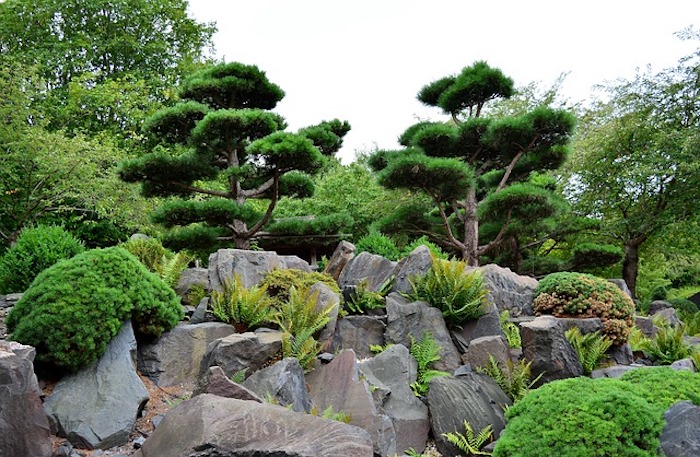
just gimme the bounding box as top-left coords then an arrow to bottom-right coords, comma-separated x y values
243,358 -> 313,412
310,282 -> 341,351
660,401 -> 700,457
391,245 -> 432,294
0,341 -> 52,457
461,335 -> 509,369
653,307 -> 683,327
452,303 -> 506,353
324,240 -> 356,281
339,251 -> 396,291
648,299 -> 673,315
635,315 -> 657,338
334,315 -> 387,360
385,293 -> 462,372
670,358 -> 696,372
192,366 -> 262,402
479,264 -> 538,317
608,279 -> 632,298
521,316 -> 583,384
44,321 -> 148,450
609,343 -> 634,365
428,374 -> 511,457
558,317 -> 603,335
199,330 -> 283,379
138,322 -> 236,388
590,365 -> 638,378
174,267 -> 208,306
0,292 -> 23,308
359,344 -> 429,455
208,249 -> 310,291
307,349 -> 397,457
132,394 -> 374,457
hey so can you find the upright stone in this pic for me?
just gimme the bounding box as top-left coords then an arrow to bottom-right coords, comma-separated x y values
334,315 -> 387,359
452,303 -> 506,353
391,245 -> 432,294
520,316 -> 583,384
0,341 -> 52,457
660,401 -> 700,457
310,282 -> 341,351
479,264 -> 538,317
208,249 -> 310,291
174,267 -> 208,305
199,330 -> 283,379
324,240 -> 356,281
339,251 -> 396,291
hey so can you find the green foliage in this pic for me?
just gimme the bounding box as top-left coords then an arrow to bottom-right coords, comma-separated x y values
355,230 -> 401,260
492,377 -> 664,457
534,272 -> 635,344
369,343 -> 394,354
210,275 -> 275,332
260,268 -> 339,306
409,332 -> 450,397
679,310 -> 700,337
400,236 -> 449,259
442,420 -> 494,456
119,237 -> 193,288
6,247 -> 182,372
627,326 -> 650,352
570,243 -> 624,272
477,356 -> 542,403
344,277 -> 392,315
620,367 -> 700,409
640,321 -> 694,364
272,286 -> 335,371
309,405 -> 352,424
668,298 -> 699,315
409,256 -> 489,327
0,225 -> 85,294
499,310 -> 521,349
564,327 -> 613,375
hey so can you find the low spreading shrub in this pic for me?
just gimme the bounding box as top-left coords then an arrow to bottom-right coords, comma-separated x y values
533,272 -> 635,344
620,367 -> 700,409
0,225 -> 85,294
6,247 -> 183,372
493,377 -> 664,457
260,268 -> 339,307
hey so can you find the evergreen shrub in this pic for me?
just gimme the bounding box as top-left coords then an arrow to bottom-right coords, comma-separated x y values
533,272 -> 634,344
354,230 -> 400,260
620,367 -> 700,409
493,377 -> 664,457
0,225 -> 85,294
6,247 -> 183,372
260,268 -> 339,306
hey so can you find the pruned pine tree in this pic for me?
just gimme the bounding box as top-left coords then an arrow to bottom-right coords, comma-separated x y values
120,62 -> 350,251
369,61 -> 576,265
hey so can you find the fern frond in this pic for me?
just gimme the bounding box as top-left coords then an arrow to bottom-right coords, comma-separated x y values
442,420 -> 494,456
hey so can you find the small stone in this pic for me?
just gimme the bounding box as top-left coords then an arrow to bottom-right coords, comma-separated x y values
133,436 -> 147,449
318,352 -> 335,363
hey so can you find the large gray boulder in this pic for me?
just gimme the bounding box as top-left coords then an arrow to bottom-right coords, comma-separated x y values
339,251 -> 396,291
333,315 -> 387,360
44,321 -> 149,450
243,358 -> 313,413
385,293 -> 462,372
461,335 -> 509,369
324,240 -> 356,281
520,315 -> 583,384
199,330 -> 283,379
660,401 -> 700,457
208,249 -> 311,291
132,394 -> 374,457
174,267 -> 208,305
391,245 -> 432,294
307,349 -> 397,457
0,341 -> 52,457
359,344 -> 429,455
138,322 -> 236,388
428,374 -> 511,457
479,264 -> 538,317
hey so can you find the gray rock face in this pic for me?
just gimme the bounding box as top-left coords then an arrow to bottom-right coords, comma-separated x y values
608,279 -> 632,298
307,349 -> 397,457
174,267 -> 208,305
520,316 -> 583,384
359,345 -> 429,455
653,307 -> 683,327
324,240 -> 356,281
310,282 -> 341,351
0,292 -> 22,308
132,394 -> 374,457
243,358 -> 313,412
385,293 -> 462,372
193,366 -> 262,401
334,315 -> 387,360
648,299 -> 672,315
339,251 -> 396,291
208,249 -> 310,291
452,303 -> 506,353
199,330 -> 283,379
479,264 -> 538,317
461,335 -> 509,369
391,245 -> 432,294
0,341 -> 52,457
558,317 -> 603,335
44,321 -> 149,450
428,374 -> 511,457
609,342 -> 634,365
138,322 -> 236,388
660,401 -> 700,457
635,315 -> 657,338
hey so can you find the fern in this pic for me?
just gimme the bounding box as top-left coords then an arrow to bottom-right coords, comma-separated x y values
442,420 -> 494,456
640,321 -> 692,365
309,405 -> 352,424
210,275 -> 275,331
477,355 -> 542,402
345,278 -> 388,314
156,250 -> 194,288
564,327 -> 613,375
499,310 -> 521,349
409,332 -> 450,396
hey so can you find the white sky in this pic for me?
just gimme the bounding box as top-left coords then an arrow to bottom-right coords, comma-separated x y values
187,1 -> 700,163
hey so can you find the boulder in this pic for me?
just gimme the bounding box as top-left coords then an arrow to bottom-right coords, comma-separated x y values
670,358 -> 696,372
44,321 -> 149,450
132,394 -> 374,457
359,344 -> 429,455
428,374 -> 511,457
0,341 -> 52,457
138,322 -> 236,388
333,315 -> 387,360
558,317 -> 603,335
0,292 -> 22,308
307,349 -> 397,457
385,293 -> 462,372
174,267 -> 208,306
634,315 -> 657,338
479,264 -> 538,317
324,240 -> 356,281
590,365 -> 638,378
660,401 -> 700,457
199,330 -> 283,380
608,279 -> 632,298
648,299 -> 673,315
188,296 -> 211,324
339,251 -> 396,291
243,358 -> 313,413
391,245 -> 432,294
208,249 -> 310,291
520,316 -> 583,384
461,335 -> 509,369
653,307 -> 683,327
309,282 -> 341,351
451,303 -> 506,353
193,366 -> 262,401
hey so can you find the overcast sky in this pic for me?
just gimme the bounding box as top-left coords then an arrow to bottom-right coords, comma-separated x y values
187,1 -> 700,163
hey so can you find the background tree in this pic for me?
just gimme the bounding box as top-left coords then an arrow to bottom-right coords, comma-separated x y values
567,33 -> 700,297
120,62 -> 350,252
369,61 -> 576,265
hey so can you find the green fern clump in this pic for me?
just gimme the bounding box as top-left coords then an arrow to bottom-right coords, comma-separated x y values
409,255 -> 489,327
344,277 -> 392,315
442,420 -> 494,456
564,327 -> 613,375
261,268 -> 339,306
210,275 -> 275,332
477,355 -> 542,403
409,332 -> 450,396
499,310 -> 521,349
640,321 -> 693,365
6,247 -> 182,372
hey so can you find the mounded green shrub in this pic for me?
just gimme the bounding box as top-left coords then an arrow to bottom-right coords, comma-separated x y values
533,272 -> 634,344
6,247 -> 183,372
354,230 -> 400,260
0,225 -> 85,294
620,367 -> 700,409
493,377 -> 664,457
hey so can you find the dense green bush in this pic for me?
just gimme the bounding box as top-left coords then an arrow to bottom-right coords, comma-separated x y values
6,247 -> 183,372
533,272 -> 635,344
354,230 -> 400,260
620,367 -> 700,409
493,377 -> 664,457
400,235 -> 449,259
0,225 -> 85,294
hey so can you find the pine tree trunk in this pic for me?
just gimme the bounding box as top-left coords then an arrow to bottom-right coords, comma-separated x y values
622,242 -> 640,299
463,188 -> 479,266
